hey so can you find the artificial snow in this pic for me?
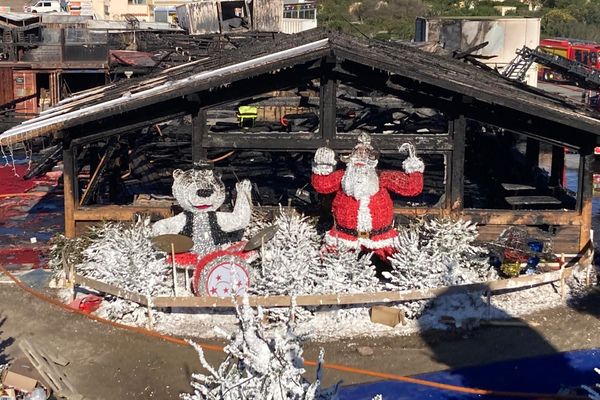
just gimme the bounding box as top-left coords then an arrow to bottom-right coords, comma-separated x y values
61,213 -> 594,341
150,279 -> 583,342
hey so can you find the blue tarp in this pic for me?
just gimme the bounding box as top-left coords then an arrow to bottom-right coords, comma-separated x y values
340,348 -> 600,399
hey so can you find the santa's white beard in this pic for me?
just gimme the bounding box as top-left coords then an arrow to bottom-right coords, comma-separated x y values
341,164 -> 379,200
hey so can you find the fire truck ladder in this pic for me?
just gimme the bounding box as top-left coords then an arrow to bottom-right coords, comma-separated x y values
502,49 -> 536,82
503,46 -> 600,90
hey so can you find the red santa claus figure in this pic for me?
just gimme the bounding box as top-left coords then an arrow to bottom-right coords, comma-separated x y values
311,133 -> 424,259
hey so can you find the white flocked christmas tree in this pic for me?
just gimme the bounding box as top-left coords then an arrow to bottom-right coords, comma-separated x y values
385,218 -> 495,319
76,216 -> 173,322
181,296 -> 341,400
317,247 -> 379,294
252,211 -> 322,296
251,210 -> 380,296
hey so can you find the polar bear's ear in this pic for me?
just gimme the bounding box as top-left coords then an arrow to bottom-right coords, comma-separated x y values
173,169 -> 183,179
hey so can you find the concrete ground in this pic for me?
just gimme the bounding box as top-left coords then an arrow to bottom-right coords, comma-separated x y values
1,279 -> 600,399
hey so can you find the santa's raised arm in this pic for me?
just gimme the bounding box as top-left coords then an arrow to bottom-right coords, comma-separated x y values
311,133 -> 424,259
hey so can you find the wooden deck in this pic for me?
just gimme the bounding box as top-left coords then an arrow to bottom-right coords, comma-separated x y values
505,195 -> 562,208
501,183 -> 536,192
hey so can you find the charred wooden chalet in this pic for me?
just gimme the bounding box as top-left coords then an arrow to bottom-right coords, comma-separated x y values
1,29 -> 599,256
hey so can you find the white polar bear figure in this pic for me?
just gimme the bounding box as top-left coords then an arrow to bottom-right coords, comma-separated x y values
152,164 -> 252,256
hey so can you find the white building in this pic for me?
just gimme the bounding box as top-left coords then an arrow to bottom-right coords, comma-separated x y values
415,16 -> 541,87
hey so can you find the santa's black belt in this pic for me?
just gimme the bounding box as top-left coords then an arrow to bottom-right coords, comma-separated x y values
335,224 -> 394,239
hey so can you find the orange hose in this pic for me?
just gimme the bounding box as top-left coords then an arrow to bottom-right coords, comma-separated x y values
208,151 -> 235,163
0,265 -> 588,400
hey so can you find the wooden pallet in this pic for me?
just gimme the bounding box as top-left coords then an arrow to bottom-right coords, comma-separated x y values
18,339 -> 83,400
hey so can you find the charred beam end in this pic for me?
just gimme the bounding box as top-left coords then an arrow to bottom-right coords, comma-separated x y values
191,107 -> 207,163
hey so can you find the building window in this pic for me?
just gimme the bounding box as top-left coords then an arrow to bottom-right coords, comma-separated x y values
128,0 -> 147,4
283,3 -> 316,19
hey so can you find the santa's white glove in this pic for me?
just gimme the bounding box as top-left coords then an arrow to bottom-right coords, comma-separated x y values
236,179 -> 252,197
312,147 -> 337,175
399,143 -> 425,174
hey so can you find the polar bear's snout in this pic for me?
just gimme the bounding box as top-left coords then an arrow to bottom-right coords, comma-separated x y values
196,188 -> 213,197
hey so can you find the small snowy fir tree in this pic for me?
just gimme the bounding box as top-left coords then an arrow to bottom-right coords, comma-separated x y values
243,208 -> 274,241
252,211 -> 322,296
317,247 -> 379,294
76,216 -> 172,322
181,297 -> 341,400
47,231 -> 98,285
252,211 -> 380,296
385,218 -> 495,319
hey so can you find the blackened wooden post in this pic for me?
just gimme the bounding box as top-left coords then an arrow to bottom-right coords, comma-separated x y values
319,57 -> 337,144
525,137 -> 540,171
579,152 -> 594,253
450,116 -> 466,211
550,145 -> 565,186
80,139 -> 117,206
62,141 -> 77,238
60,28 -> 65,63
191,106 -> 207,163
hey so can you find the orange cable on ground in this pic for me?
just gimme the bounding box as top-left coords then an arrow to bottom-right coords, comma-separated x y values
0,264 -> 588,400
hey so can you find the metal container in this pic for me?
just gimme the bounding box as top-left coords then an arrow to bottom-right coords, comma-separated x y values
12,70 -> 37,116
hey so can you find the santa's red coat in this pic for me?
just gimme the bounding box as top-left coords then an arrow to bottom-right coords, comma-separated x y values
311,169 -> 424,257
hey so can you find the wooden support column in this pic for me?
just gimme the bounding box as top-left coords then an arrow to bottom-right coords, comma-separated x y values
60,28 -> 65,63
319,57 -> 337,144
579,152 -> 594,252
216,2 -> 224,33
550,145 -> 565,187
525,137 -> 540,171
191,106 -> 207,163
49,71 -> 60,105
450,116 -> 466,211
62,143 -> 77,238
80,138 -> 118,206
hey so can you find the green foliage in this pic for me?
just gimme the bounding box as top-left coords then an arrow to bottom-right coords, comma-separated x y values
318,0 -> 424,39
537,4 -> 600,41
317,0 -> 600,42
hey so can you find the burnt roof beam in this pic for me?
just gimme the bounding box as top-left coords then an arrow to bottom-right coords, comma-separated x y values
193,61 -> 322,109
70,99 -> 190,146
331,44 -> 600,135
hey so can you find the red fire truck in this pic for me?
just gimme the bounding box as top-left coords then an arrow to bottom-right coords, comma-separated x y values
538,38 -> 600,82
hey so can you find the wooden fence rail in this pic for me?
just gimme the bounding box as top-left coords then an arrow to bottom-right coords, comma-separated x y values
71,262 -> 588,309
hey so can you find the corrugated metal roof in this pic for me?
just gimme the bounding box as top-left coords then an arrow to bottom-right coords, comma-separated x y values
86,19 -> 182,31
41,14 -> 93,23
110,50 -> 157,67
0,11 -> 39,22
